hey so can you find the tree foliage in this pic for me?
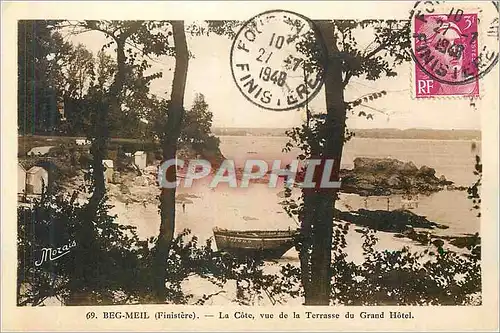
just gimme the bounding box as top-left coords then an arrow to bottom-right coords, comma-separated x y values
18,20 -> 71,134
17,191 -> 294,306
467,155 -> 482,217
280,18 -> 480,304
180,94 -> 221,156
17,189 -> 481,306
328,226 -> 481,305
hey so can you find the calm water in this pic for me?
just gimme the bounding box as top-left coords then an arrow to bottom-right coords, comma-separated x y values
219,136 -> 481,186
218,136 -> 481,236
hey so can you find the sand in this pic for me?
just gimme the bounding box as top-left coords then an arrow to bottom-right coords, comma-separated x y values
105,175 -> 437,306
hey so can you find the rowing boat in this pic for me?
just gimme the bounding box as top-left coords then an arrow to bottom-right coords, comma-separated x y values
213,227 -> 298,259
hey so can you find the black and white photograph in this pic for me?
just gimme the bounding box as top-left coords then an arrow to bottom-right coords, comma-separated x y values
2,1 -> 499,331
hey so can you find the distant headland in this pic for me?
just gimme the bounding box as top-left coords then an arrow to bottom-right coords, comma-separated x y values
212,127 -> 481,141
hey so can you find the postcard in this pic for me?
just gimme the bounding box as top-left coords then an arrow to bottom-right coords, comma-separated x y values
2,1 -> 499,331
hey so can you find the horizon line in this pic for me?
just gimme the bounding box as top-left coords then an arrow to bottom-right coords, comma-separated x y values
211,127 -> 482,131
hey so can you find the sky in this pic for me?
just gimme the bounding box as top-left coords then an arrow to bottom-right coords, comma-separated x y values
66,22 -> 481,130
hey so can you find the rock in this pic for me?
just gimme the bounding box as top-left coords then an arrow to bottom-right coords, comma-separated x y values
336,208 -> 442,233
144,165 -> 158,174
401,161 -> 418,174
439,175 -> 453,185
418,165 -> 436,177
134,176 -> 149,187
448,233 -> 480,249
340,157 -> 453,196
386,175 -> 401,187
120,184 -> 131,195
111,171 -> 121,184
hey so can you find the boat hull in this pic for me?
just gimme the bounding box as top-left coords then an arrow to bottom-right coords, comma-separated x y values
213,228 -> 297,260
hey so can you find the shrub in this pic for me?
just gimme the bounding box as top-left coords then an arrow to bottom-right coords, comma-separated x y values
17,192 -> 143,305
17,192 -> 278,305
328,225 -> 481,305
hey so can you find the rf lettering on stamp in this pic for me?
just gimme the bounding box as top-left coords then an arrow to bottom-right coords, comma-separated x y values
230,10 -> 328,111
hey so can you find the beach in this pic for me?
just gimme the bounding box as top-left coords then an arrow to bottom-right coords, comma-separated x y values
100,136 -> 481,305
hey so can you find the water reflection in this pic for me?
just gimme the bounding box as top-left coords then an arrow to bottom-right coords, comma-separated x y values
339,190 -> 479,236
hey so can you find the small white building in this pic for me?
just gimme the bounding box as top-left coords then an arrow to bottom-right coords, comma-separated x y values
26,166 -> 49,195
102,160 -> 114,183
27,146 -> 54,156
134,151 -> 147,170
75,139 -> 91,146
18,163 -> 27,194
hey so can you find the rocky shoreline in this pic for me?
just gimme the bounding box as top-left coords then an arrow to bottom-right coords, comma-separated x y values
338,208 -> 480,254
339,157 -> 459,196
337,208 -> 449,233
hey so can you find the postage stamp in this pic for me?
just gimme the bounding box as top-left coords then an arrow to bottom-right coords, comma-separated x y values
410,2 -> 499,98
230,10 -> 327,111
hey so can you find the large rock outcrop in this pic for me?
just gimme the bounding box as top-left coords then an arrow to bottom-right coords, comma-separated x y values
336,208 -> 448,233
339,157 -> 453,196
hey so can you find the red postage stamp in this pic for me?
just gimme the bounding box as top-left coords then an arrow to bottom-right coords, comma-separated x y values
412,12 -> 480,98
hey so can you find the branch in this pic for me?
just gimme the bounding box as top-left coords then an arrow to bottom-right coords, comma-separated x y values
342,71 -> 352,88
84,20 -> 118,38
111,24 -> 122,36
75,21 -> 115,38
364,43 -> 385,60
123,40 -> 169,65
123,21 -> 144,38
193,290 -> 226,305
359,103 -> 389,115
58,21 -> 119,47
363,39 -> 378,55
56,22 -> 91,34
346,92 -> 379,104
363,20 -> 403,60
263,288 -> 277,305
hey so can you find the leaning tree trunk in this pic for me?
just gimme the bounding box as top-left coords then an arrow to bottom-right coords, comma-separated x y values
305,20 -> 346,305
88,102 -> 107,212
87,38 -> 126,213
153,20 -> 189,301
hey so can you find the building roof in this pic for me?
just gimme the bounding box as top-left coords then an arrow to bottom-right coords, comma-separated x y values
102,160 -> 114,168
27,146 -> 54,156
27,166 -> 47,174
18,163 -> 27,172
134,151 -> 146,156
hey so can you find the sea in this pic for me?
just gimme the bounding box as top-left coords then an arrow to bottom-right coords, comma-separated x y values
217,135 -> 481,237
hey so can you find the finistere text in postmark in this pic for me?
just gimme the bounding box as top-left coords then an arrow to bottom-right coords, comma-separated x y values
230,10 -> 328,111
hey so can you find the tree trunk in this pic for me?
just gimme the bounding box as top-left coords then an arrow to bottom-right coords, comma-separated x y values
153,20 -> 189,301
88,38 -> 126,212
88,100 -> 107,211
305,20 -> 346,305
299,192 -> 315,303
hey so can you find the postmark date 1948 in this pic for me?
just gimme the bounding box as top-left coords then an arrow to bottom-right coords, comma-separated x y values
230,10 -> 327,111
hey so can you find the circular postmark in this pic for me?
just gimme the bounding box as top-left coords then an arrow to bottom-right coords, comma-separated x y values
409,1 -> 499,87
230,10 -> 328,111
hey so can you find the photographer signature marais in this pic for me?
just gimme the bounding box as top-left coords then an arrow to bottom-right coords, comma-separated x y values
34,240 -> 77,266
